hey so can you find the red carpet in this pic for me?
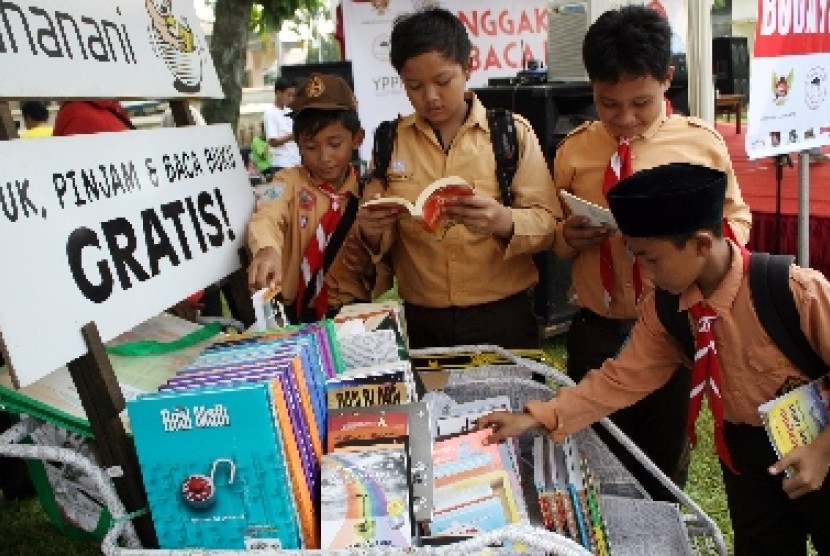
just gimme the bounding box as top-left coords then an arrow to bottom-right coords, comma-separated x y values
716,122 -> 830,277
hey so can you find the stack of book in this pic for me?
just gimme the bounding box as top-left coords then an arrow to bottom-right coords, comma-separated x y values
127,324 -> 336,550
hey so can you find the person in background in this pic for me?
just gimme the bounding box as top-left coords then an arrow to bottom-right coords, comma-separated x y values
19,100 -> 52,138
551,4 -> 752,501
264,78 -> 301,174
247,74 -> 375,323
250,122 -> 273,181
355,7 -> 561,350
480,162 -> 830,556
53,100 -> 135,135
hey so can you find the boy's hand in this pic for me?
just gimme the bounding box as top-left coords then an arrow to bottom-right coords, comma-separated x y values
769,442 -> 830,499
357,195 -> 400,250
562,214 -> 615,251
476,410 -> 542,444
444,194 -> 513,238
248,247 -> 282,291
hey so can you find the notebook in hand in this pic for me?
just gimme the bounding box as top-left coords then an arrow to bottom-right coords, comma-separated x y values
559,190 -> 618,230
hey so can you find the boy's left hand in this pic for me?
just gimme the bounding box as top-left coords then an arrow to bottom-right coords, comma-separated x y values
769,442 -> 830,498
444,194 -> 513,238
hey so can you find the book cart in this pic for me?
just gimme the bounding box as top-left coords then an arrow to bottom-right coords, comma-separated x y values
0,2 -> 725,554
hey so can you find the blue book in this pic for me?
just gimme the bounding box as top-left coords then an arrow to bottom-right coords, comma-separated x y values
127,383 -> 302,550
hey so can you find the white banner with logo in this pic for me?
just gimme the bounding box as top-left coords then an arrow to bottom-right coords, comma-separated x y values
0,126 -> 254,387
745,0 -> 830,159
0,0 -> 222,98
342,0 -> 688,161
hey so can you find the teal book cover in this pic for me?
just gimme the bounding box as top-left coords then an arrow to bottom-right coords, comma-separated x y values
127,383 -> 301,549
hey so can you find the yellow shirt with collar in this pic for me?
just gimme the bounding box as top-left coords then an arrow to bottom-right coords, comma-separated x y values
552,105 -> 753,319
363,92 -> 562,308
527,240 -> 830,439
247,166 -> 372,308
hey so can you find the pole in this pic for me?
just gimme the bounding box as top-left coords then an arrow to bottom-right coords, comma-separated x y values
797,150 -> 810,266
773,154 -> 792,254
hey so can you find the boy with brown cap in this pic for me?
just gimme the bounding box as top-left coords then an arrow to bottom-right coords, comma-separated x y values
479,162 -> 830,555
247,74 -> 374,323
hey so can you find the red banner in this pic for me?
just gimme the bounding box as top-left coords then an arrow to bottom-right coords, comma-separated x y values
754,0 -> 830,56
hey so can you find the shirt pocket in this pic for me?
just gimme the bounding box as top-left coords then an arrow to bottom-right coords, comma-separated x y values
744,339 -> 798,392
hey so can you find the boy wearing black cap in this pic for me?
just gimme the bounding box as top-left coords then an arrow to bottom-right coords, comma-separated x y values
479,163 -> 830,555
553,4 -> 753,501
247,74 -> 374,323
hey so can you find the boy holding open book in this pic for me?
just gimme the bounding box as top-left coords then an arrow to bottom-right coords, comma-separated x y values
480,163 -> 830,556
356,7 -> 561,350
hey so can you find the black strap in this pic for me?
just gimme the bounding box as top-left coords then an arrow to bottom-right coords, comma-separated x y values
298,193 -> 361,315
749,253 -> 830,380
655,288 -> 694,361
372,118 -> 399,188
487,108 -> 518,206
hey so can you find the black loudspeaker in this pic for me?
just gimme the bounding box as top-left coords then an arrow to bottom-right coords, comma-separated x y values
713,36 -> 750,98
474,84 -> 559,159
472,84 -> 583,333
668,80 -> 689,116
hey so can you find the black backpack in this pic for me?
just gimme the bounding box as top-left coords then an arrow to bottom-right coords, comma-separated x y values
370,108 -> 519,206
655,253 -> 830,380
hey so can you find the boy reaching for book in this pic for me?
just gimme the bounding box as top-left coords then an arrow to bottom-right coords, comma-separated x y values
479,163 -> 830,555
356,7 -> 561,350
552,4 -> 753,502
247,74 -> 376,324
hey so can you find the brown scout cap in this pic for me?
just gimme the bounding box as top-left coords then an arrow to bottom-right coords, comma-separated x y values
290,73 -> 357,114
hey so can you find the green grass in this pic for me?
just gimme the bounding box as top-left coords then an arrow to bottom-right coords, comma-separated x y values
0,334 -> 732,555
543,335 -> 733,552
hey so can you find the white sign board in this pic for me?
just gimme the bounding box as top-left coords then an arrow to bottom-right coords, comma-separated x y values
744,0 -> 830,159
0,0 -> 222,98
0,125 -> 254,387
342,0 -> 688,161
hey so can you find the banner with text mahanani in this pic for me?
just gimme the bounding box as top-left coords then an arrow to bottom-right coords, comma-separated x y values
0,0 -> 222,99
0,126 -> 254,387
745,0 -> 830,159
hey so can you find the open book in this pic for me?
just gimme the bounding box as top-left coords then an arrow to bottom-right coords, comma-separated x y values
362,176 -> 474,233
559,190 -> 618,230
758,373 -> 830,476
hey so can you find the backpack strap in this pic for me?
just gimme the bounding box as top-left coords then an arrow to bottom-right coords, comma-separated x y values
487,108 -> 518,206
749,252 -> 830,380
371,117 -> 399,189
654,289 -> 695,361
296,194 -> 360,317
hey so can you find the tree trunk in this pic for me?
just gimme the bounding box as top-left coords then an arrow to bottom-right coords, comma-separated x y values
201,0 -> 254,131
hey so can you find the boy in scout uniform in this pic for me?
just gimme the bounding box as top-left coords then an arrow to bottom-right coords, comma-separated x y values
552,5 -> 753,500
247,74 -> 374,323
356,7 -> 561,350
480,163 -> 830,556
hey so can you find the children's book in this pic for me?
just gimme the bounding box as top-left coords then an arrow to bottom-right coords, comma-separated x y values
758,373 -> 830,476
320,445 -> 413,549
361,176 -> 474,234
127,383 -> 302,550
559,190 -> 618,230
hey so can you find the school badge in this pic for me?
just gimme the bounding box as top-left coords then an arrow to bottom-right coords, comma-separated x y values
772,69 -> 794,107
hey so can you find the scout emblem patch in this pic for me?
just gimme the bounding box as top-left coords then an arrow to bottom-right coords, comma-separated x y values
305,75 -> 325,98
298,188 -> 316,210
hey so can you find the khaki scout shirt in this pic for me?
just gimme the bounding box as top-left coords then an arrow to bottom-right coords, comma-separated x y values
552,107 -> 753,319
363,93 -> 562,308
526,241 -> 830,440
247,166 -> 371,308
